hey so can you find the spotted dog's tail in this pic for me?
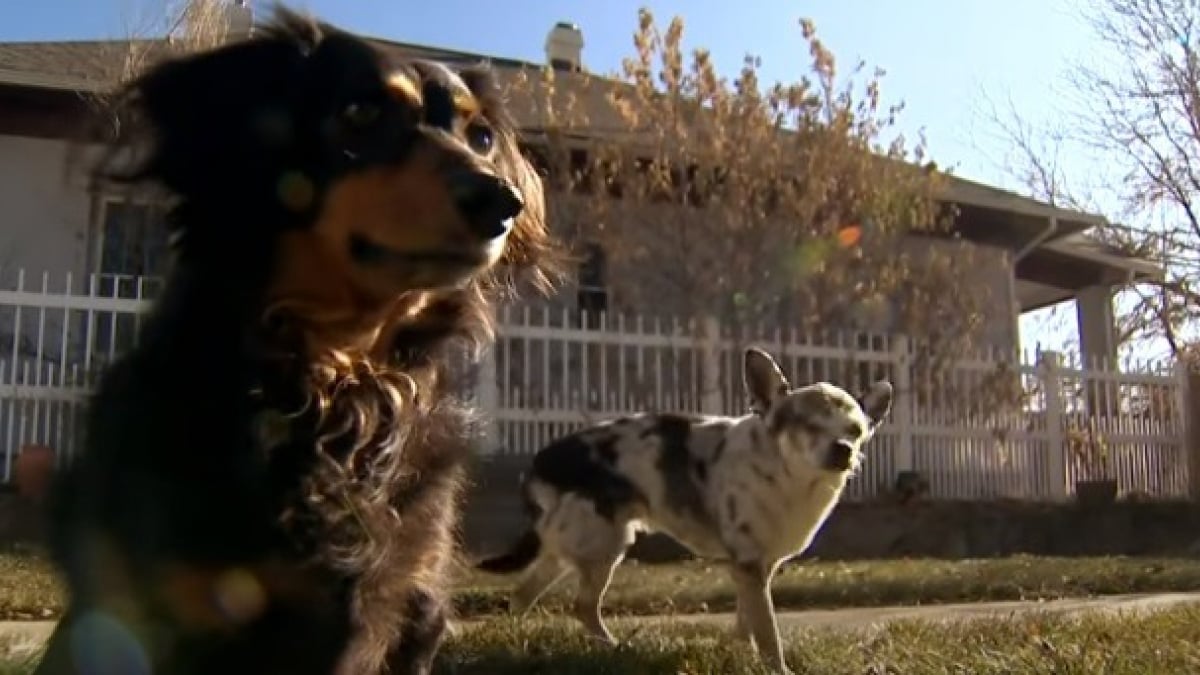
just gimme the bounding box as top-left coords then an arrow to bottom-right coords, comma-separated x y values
475,475 -> 545,574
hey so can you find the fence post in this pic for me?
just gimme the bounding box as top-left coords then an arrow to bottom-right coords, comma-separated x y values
1182,363 -> 1200,502
1039,350 -> 1068,501
890,335 -> 914,474
700,314 -> 723,416
476,343 -> 501,454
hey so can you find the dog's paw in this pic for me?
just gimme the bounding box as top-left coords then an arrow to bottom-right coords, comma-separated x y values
609,637 -> 641,652
587,633 -> 620,648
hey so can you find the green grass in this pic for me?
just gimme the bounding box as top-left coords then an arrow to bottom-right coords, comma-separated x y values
434,605 -> 1200,674
4,546 -> 1200,621
455,555 -> 1200,618
4,605 -> 1200,674
0,547 -> 60,622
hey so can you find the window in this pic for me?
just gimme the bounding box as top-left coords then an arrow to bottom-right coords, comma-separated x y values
576,242 -> 608,329
89,197 -> 168,359
94,198 -> 169,291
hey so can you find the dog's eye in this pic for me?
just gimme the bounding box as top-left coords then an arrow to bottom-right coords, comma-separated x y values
341,102 -> 381,128
465,122 -> 494,154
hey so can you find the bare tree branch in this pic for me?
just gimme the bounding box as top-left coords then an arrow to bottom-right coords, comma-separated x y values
512,10 -> 992,368
981,0 -> 1200,361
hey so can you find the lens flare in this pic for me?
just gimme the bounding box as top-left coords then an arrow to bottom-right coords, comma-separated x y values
69,610 -> 151,675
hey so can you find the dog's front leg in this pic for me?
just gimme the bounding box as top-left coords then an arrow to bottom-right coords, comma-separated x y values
732,594 -> 755,647
385,587 -> 449,675
730,561 -> 791,675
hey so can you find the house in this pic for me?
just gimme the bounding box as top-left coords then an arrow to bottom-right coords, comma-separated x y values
0,6 -> 1184,507
0,9 -> 1159,368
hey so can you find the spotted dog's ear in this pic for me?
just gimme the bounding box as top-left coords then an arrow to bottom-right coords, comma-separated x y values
857,380 -> 894,429
743,348 -> 790,415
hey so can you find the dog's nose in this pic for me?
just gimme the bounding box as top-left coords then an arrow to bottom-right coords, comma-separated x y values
827,439 -> 855,471
448,170 -> 523,239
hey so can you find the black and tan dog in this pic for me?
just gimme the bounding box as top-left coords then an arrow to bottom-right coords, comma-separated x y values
35,6 -> 556,675
478,348 -> 893,675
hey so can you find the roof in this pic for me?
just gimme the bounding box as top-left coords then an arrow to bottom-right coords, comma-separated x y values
0,36 -> 1114,222
1041,231 -> 1162,280
0,33 -> 1160,284
0,40 -> 131,92
0,36 -> 487,92
939,174 -> 1106,233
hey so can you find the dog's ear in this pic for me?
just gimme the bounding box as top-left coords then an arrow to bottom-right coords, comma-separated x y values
115,38 -> 311,198
857,380 -> 894,429
744,348 -> 790,413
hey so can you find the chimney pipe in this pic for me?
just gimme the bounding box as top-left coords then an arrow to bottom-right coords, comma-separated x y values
545,21 -> 583,72
225,0 -> 254,40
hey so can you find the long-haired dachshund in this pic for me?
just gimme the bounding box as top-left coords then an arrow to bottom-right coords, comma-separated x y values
34,7 -> 557,675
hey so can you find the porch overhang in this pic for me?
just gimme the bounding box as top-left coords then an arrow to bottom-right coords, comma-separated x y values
1015,234 -> 1164,312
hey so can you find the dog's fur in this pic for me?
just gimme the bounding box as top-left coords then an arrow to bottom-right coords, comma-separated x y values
477,348 -> 893,674
35,7 -> 557,675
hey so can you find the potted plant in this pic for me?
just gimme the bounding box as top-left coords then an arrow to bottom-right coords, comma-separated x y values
1065,422 -> 1116,506
13,443 -> 56,504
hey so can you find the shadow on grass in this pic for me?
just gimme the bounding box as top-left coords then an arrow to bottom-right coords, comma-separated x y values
436,620 -> 768,675
435,647 -> 703,675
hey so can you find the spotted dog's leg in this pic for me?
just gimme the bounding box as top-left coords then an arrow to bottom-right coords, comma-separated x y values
733,593 -> 756,647
510,554 -> 570,614
544,496 -> 639,646
730,560 -> 791,675
572,553 -> 624,645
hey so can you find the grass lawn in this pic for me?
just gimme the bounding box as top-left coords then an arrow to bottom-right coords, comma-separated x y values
3,544 -> 1200,621
455,554 -> 1200,618
2,604 -> 1199,673
434,604 -> 1200,674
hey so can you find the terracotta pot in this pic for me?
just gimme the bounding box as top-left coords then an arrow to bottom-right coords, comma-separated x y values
13,444 -> 55,503
1075,479 -> 1118,507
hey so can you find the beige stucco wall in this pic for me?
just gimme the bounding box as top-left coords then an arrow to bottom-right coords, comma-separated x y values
0,134 -> 94,285
893,236 -> 1016,353
0,134 -> 104,383
532,192 -> 1020,353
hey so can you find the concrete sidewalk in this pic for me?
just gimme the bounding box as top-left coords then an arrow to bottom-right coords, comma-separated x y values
0,620 -> 53,658
662,591 -> 1200,633
455,591 -> 1200,634
6,592 -> 1200,656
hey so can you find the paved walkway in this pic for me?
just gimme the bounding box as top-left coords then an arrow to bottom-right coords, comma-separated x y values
6,592 -> 1200,656
454,591 -> 1200,634
650,591 -> 1200,633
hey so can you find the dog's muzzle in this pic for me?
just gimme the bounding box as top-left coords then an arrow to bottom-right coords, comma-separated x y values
448,170 -> 523,240
825,439 -> 856,472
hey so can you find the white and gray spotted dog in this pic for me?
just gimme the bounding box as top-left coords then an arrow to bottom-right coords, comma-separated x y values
476,347 -> 894,674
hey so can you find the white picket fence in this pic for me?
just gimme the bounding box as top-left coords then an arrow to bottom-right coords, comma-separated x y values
0,269 -> 1191,502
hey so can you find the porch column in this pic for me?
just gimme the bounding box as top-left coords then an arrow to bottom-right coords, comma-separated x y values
1075,284 -> 1117,368
1075,283 -> 1118,417
1006,255 -> 1021,357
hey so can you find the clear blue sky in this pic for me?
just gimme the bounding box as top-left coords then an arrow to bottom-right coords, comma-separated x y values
0,0 -> 1099,351
0,0 -> 1093,189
